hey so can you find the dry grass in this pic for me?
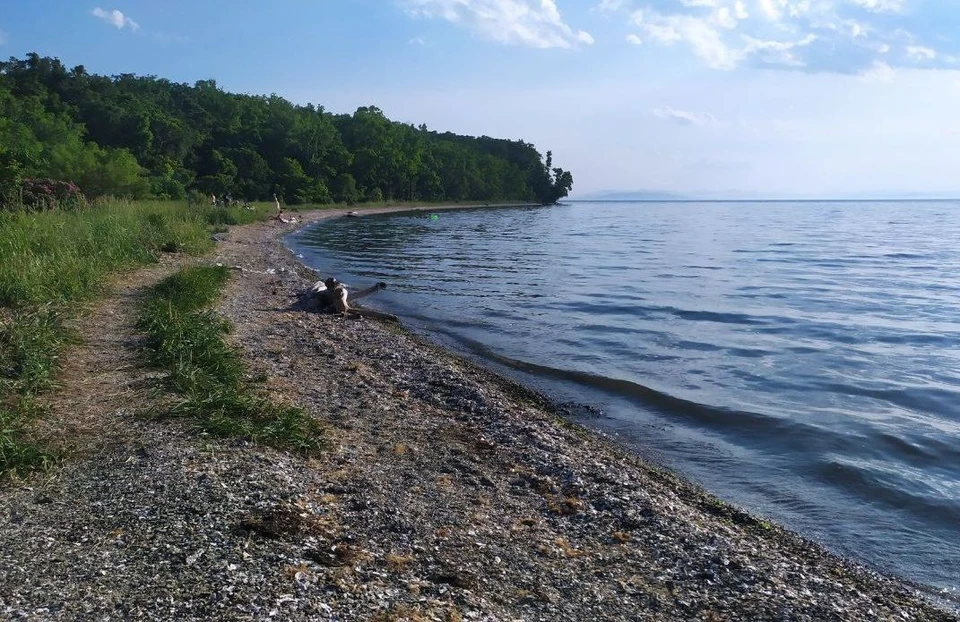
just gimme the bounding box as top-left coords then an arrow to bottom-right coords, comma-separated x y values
554,537 -> 587,558
385,552 -> 415,571
545,494 -> 584,516
238,503 -> 335,539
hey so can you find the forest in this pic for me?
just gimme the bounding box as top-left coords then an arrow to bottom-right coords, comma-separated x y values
0,53 -> 574,209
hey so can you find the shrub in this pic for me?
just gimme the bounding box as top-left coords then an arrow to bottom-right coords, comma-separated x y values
14,178 -> 86,212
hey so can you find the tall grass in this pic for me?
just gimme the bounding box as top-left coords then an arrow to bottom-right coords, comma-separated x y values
138,266 -> 324,454
0,199 -> 268,476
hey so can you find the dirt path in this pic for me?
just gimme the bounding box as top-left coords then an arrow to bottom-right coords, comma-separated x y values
33,257 -> 191,459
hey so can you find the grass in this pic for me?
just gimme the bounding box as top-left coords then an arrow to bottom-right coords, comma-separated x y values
0,199 -> 279,477
138,265 -> 324,455
0,195 -> 475,477
0,200 -> 216,308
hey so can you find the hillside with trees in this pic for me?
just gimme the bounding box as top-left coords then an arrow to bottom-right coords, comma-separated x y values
0,53 -> 573,209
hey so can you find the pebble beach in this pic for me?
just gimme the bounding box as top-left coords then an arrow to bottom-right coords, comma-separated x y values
0,207 -> 955,621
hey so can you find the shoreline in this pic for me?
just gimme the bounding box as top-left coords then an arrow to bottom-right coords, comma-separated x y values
283,207 -> 960,602
0,206 -> 955,620
258,207 -> 959,615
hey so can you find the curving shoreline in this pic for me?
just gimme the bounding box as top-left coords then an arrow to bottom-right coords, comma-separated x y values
0,205 -> 955,620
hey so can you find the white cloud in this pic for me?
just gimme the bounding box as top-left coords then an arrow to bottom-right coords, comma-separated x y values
734,0 -> 749,20
847,0 -> 905,13
861,60 -> 895,82
409,36 -> 426,45
653,105 -> 718,126
91,7 -> 139,31
633,9 -> 819,70
743,33 -> 817,67
595,0 -> 626,12
711,7 -> 738,29
633,12 -> 741,69
614,0 -> 952,74
757,0 -> 786,21
626,33 -> 642,45
403,0 -> 593,49
905,45 -> 936,62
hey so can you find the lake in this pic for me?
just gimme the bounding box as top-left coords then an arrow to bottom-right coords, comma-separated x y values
288,200 -> 960,597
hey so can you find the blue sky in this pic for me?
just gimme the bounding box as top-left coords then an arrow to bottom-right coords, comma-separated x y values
1,0 -> 959,198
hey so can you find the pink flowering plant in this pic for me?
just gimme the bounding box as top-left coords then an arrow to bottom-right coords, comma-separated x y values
19,178 -> 86,212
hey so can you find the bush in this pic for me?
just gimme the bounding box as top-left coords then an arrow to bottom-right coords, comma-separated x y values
366,187 -> 384,203
14,178 -> 86,212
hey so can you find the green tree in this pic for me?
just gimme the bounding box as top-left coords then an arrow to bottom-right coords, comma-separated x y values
0,53 -> 575,207
333,173 -> 359,205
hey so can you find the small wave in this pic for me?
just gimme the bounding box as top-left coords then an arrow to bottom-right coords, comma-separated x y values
478,352 -> 823,439
873,332 -> 960,346
814,382 -> 960,421
883,252 -> 928,259
814,457 -> 960,526
665,307 -> 772,326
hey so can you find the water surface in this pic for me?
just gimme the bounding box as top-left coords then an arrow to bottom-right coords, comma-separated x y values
289,201 -> 960,596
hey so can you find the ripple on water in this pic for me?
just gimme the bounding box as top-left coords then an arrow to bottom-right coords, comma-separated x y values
288,200 -> 960,592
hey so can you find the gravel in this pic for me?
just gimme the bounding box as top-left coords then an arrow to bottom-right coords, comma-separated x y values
1,207 -> 955,621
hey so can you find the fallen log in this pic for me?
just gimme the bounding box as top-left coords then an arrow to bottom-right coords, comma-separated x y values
304,278 -> 398,322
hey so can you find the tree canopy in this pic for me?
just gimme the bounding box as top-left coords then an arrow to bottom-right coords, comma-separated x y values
0,53 -> 573,207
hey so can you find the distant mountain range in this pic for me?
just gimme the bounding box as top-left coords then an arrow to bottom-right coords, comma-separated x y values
570,190 -> 690,201
570,189 -> 960,202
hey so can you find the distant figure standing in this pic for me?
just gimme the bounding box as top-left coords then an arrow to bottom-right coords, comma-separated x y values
273,193 -> 281,215
211,193 -> 217,207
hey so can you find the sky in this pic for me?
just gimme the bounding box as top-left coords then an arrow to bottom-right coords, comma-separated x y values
2,0 -> 959,198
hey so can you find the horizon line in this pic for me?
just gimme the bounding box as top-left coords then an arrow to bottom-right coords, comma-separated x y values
566,197 -> 960,204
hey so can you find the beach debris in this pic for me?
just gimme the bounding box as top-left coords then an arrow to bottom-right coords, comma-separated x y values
302,277 -> 398,322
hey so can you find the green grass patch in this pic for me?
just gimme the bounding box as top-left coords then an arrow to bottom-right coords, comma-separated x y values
0,199 -> 238,477
0,200 -> 217,308
138,265 -> 323,455
204,203 -> 275,226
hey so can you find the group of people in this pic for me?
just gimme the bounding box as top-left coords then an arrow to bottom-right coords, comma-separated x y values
209,192 -> 253,209
205,192 -> 298,222
269,193 -> 300,223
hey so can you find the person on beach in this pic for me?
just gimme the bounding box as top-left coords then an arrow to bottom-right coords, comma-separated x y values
273,193 -> 281,215
211,193 -> 217,207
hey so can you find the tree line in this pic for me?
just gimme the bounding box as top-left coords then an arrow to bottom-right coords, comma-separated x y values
0,53 -> 574,208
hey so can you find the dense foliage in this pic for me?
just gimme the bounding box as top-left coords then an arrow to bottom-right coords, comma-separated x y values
0,53 -> 573,207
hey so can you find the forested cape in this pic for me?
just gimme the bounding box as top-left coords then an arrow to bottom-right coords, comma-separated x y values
0,54 -> 573,208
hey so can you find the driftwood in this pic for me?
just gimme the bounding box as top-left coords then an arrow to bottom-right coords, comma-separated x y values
304,278 -> 398,322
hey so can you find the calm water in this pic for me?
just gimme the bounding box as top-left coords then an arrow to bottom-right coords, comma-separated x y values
288,201 -> 960,596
